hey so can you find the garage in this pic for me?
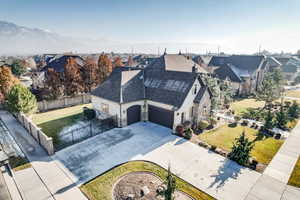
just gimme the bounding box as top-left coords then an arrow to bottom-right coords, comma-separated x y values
148,105 -> 174,128
127,105 -> 141,125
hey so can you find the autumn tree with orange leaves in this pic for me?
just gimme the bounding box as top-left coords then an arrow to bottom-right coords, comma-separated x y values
45,68 -> 64,99
82,57 -> 99,92
64,57 -> 84,96
113,56 -> 123,68
0,66 -> 19,102
98,53 -> 113,82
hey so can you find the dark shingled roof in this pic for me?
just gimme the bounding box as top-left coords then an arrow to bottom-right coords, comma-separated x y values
282,64 -> 297,73
91,69 -> 144,103
92,68 -> 202,108
208,55 -> 265,74
41,55 -> 84,73
213,64 -> 242,83
276,57 -> 290,66
194,86 -> 208,103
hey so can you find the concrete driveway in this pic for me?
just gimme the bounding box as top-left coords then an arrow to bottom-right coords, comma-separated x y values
54,122 -> 261,200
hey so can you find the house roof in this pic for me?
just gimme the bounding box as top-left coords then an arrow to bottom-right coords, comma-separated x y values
282,64 -> 297,73
208,55 -> 265,74
91,68 -> 144,103
267,57 -> 281,66
41,55 -> 84,73
275,57 -> 290,66
147,54 -> 208,74
213,64 -> 243,83
92,67 -> 204,108
194,86 -> 208,103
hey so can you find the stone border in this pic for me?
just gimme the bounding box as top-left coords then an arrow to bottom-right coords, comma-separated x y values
111,171 -> 195,200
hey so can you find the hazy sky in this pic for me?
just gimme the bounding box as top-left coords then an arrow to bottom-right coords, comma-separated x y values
1,0 -> 300,54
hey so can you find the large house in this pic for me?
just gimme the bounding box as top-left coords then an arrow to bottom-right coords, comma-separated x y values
207,55 -> 269,95
91,54 -> 211,131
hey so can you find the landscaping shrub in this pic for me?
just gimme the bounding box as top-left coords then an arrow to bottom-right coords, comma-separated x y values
83,108 -> 96,120
241,120 -> 249,126
234,116 -> 241,123
175,125 -> 184,137
184,128 -> 193,140
198,141 -> 209,148
198,120 -> 209,130
210,145 -> 217,151
229,122 -> 237,127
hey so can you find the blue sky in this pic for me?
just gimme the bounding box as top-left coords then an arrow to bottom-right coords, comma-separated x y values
1,0 -> 300,53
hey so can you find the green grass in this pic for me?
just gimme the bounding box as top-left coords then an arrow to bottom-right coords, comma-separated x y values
199,125 -> 283,165
230,98 -> 265,115
9,156 -> 31,171
80,161 -> 215,200
288,156 -> 300,188
32,104 -> 91,146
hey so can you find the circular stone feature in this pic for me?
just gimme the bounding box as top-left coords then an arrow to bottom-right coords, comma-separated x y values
113,172 -> 193,200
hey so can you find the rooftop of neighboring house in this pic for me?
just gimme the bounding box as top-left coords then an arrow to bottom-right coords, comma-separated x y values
267,56 -> 282,67
92,54 -> 210,108
41,54 -> 84,73
208,55 -> 266,83
147,54 -> 208,73
192,55 -> 213,65
282,64 -> 298,73
208,55 -> 266,74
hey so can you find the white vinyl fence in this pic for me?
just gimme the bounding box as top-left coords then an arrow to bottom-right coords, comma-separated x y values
16,113 -> 54,155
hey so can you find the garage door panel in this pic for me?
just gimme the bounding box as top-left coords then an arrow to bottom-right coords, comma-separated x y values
148,105 -> 174,128
127,105 -> 141,125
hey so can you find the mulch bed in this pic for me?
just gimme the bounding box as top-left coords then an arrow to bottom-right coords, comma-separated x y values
113,172 -> 193,200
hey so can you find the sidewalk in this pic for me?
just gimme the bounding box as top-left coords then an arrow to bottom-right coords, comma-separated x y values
0,111 -> 87,200
245,121 -> 300,200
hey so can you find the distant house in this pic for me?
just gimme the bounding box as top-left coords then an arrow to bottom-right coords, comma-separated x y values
91,54 -> 211,131
276,57 -> 299,82
208,55 -> 269,95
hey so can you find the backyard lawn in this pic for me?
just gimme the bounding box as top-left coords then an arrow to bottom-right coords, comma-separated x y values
285,90 -> 300,98
32,104 -> 92,145
80,161 -> 215,200
230,98 -> 264,115
288,156 -> 300,188
199,125 -> 283,165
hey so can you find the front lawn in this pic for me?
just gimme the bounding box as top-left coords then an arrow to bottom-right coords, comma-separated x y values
199,125 -> 283,165
80,161 -> 215,200
32,104 -> 92,146
288,156 -> 300,188
230,98 -> 264,115
285,90 -> 300,98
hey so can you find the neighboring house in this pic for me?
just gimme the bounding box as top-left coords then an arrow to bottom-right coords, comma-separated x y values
276,57 -> 299,82
41,54 -> 84,74
129,54 -> 157,68
208,55 -> 269,95
91,54 -> 211,131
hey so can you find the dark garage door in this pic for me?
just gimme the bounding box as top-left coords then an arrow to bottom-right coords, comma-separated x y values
127,105 -> 141,125
148,105 -> 174,128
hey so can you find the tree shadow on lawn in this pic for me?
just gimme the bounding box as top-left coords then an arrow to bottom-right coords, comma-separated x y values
208,159 -> 243,189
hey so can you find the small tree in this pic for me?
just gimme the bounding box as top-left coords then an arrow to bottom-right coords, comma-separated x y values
228,131 -> 254,165
11,60 -> 27,77
157,165 -> 176,200
275,103 -> 288,130
6,84 -> 37,114
288,101 -> 300,119
263,110 -> 274,130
